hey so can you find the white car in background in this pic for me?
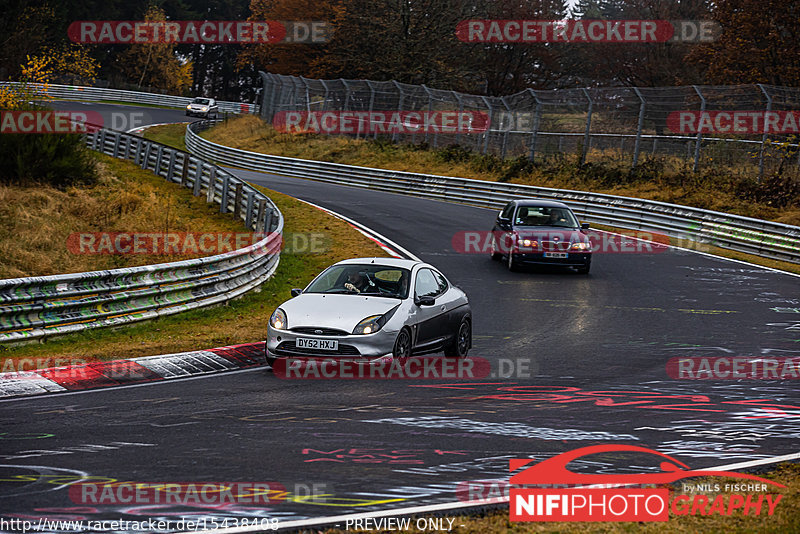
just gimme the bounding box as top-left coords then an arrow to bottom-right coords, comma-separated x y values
185,97 -> 218,119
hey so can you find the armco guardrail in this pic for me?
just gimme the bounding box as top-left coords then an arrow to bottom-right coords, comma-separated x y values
186,122 -> 800,264
0,123 -> 283,344
0,81 -> 258,114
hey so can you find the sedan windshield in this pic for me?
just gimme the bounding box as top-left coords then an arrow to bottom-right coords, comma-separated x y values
305,264 -> 410,299
514,206 -> 579,228
193,98 -> 210,105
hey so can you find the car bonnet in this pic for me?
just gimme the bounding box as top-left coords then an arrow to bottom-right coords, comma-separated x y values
278,293 -> 402,332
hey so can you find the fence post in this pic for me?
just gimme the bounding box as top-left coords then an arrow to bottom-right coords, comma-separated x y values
527,89 -> 542,161
320,79 -> 330,112
300,76 -> 311,112
757,83 -> 772,182
692,85 -> 706,172
392,80 -> 404,144
632,87 -> 646,168
233,182 -> 243,219
481,96 -> 493,154
422,84 -> 434,147
581,88 -> 594,166
366,80 -> 377,139
454,92 -> 464,146
500,97 -> 512,159
220,175 -> 229,213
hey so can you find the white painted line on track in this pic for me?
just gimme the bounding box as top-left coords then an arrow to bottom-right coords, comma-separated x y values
126,121 -> 190,134
191,450 -> 800,534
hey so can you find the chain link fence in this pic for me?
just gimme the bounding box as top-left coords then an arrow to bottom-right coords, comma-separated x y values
259,72 -> 800,178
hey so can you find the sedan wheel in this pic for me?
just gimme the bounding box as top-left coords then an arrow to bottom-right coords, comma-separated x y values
507,250 -> 518,272
490,238 -> 501,260
444,319 -> 470,358
393,328 -> 412,359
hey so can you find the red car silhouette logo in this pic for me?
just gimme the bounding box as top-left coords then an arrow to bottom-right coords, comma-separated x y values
510,444 -> 785,487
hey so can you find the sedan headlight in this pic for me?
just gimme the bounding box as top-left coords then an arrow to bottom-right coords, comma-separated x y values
352,306 -> 399,335
571,242 -> 591,250
201,106 -> 208,111
269,308 -> 287,330
186,104 -> 191,109
520,238 -> 538,247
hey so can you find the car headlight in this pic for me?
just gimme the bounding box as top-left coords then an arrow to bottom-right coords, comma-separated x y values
520,238 -> 538,247
352,305 -> 399,335
571,242 -> 591,250
270,308 -> 287,330
201,106 -> 208,111
186,105 -> 191,109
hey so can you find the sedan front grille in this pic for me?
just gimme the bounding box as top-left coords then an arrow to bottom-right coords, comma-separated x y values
290,327 -> 350,336
274,341 -> 361,356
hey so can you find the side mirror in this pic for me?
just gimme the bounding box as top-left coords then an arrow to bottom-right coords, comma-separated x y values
581,223 -> 590,230
290,288 -> 303,297
415,295 -> 436,307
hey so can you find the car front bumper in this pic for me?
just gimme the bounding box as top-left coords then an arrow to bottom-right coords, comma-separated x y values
266,326 -> 400,361
511,251 -> 591,267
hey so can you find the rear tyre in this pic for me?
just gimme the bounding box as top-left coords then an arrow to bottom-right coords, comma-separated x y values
444,318 -> 471,358
393,328 -> 412,359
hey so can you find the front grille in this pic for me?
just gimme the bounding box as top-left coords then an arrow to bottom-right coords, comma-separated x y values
540,241 -> 571,251
290,327 -> 350,336
274,341 -> 361,356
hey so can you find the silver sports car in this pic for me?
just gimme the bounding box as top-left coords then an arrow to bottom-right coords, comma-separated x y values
266,257 -> 471,365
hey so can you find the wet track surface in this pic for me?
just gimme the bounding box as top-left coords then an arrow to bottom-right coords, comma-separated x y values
1,105 -> 798,530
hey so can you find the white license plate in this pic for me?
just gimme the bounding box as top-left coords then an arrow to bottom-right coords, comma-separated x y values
544,252 -> 568,258
296,338 -> 339,351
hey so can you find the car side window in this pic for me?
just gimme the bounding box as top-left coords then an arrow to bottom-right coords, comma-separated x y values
431,270 -> 448,295
414,269 -> 440,299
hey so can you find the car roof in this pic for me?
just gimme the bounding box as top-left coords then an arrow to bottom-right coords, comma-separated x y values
334,257 -> 421,269
513,198 -> 572,209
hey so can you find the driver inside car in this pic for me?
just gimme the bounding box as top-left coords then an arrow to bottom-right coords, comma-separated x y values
344,271 -> 375,293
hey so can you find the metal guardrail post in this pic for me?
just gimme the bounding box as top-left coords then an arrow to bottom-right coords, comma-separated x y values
181,156 -> 190,187
632,87 -> 646,168
220,175 -> 230,213
692,85 -> 706,172
133,137 -> 142,165
581,88 -> 593,166
155,146 -> 164,176
757,83 -> 772,181
207,168 -> 217,203
265,209 -> 274,233
192,163 -> 203,196
256,198 -> 267,232
245,191 -> 255,228
112,134 -> 121,158
234,182 -> 244,219
141,143 -> 151,170
167,151 -> 176,181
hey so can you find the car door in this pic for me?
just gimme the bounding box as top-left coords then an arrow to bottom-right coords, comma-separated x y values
494,202 -> 515,254
410,268 -> 448,350
429,269 -> 463,343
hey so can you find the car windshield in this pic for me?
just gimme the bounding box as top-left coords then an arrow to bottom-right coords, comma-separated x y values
304,264 -> 411,299
514,206 -> 579,228
193,98 -> 210,105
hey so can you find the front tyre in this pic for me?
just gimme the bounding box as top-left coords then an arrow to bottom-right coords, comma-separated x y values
507,251 -> 518,272
490,237 -> 502,260
393,328 -> 412,359
444,318 -> 471,358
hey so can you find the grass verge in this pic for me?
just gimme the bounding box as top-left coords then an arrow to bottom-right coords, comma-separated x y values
0,176 -> 387,363
325,463 -> 799,534
141,123 -> 188,151
0,154 -> 245,279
